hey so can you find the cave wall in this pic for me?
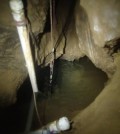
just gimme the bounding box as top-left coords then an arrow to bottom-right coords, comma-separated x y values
72,53 -> 120,134
36,0 -> 84,66
0,0 -> 48,105
37,0 -> 119,77
81,0 -> 120,48
75,1 -> 117,77
0,27 -> 27,106
71,1 -> 120,133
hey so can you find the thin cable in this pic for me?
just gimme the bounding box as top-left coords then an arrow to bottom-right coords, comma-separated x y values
33,92 -> 43,126
26,22 -> 43,126
50,0 -> 53,50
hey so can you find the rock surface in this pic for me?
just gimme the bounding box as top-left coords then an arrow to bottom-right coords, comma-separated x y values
0,0 -> 48,105
0,26 -> 27,106
69,53 -> 120,134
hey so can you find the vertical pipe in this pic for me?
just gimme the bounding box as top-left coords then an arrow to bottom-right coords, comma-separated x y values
9,0 -> 38,92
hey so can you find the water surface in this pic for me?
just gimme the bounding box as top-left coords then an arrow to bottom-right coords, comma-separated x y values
0,57 -> 108,133
37,57 -> 108,125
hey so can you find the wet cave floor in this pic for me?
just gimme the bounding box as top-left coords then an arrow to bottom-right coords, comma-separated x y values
0,57 -> 108,134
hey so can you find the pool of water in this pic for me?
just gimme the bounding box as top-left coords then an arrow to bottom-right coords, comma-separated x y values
33,57 -> 108,129
0,57 -> 108,133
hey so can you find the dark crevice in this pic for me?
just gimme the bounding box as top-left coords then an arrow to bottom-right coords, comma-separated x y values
105,38 -> 120,56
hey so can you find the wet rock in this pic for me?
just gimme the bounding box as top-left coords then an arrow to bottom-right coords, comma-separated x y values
75,1 -> 117,77
81,0 -> 120,47
71,53 -> 120,134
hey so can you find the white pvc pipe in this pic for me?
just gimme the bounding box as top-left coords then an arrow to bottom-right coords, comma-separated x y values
9,0 -> 38,92
29,117 -> 70,134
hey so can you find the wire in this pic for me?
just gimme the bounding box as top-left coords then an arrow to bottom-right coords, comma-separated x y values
50,0 -> 53,49
26,21 -> 43,127
33,92 -> 43,126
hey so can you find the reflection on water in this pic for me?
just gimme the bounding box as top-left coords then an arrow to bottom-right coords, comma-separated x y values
0,57 -> 108,133
36,57 -> 108,127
